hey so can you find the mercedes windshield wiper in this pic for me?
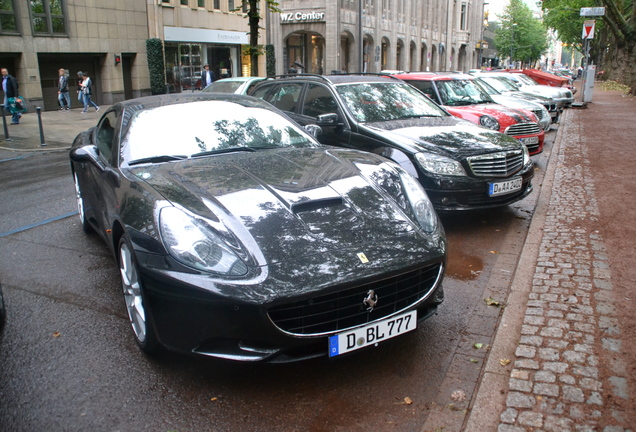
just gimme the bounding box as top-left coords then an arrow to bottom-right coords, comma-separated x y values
128,155 -> 187,166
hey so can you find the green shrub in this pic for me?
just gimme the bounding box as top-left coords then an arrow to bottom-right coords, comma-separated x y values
266,44 -> 276,77
146,38 -> 166,95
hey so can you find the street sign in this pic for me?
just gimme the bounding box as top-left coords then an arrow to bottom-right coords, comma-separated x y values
582,20 -> 595,39
580,7 -> 605,16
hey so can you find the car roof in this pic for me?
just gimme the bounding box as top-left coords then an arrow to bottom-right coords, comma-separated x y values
394,72 -> 475,81
258,73 -> 402,86
213,77 -> 264,83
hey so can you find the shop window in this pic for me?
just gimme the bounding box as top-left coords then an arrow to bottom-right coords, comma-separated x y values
0,0 -> 19,34
29,0 -> 67,36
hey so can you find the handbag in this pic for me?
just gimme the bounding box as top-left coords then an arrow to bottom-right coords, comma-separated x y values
7,96 -> 27,114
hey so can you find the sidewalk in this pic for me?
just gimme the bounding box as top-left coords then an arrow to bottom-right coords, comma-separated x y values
0,105 -> 107,152
465,88 -> 636,431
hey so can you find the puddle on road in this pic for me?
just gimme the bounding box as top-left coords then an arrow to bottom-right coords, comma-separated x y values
445,248 -> 484,281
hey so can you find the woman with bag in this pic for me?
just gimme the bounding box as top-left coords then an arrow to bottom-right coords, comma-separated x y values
1,67 -> 21,124
80,72 -> 99,113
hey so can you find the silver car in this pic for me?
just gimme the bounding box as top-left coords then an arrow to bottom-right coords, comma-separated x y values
201,77 -> 266,95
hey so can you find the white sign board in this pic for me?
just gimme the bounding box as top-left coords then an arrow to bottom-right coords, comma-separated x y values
164,27 -> 249,45
582,20 -> 595,39
580,7 -> 605,16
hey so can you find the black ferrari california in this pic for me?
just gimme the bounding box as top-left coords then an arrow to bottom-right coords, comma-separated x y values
69,93 -> 446,362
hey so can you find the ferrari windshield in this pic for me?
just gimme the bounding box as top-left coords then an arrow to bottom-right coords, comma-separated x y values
433,79 -> 494,106
335,82 -> 448,123
121,100 -> 319,164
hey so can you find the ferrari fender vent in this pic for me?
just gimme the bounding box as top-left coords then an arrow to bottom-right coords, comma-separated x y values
268,262 -> 443,336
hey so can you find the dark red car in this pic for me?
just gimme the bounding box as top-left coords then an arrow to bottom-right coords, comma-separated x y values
394,72 -> 545,155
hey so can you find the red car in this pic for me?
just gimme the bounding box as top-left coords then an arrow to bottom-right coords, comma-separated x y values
509,69 -> 576,94
394,72 -> 545,155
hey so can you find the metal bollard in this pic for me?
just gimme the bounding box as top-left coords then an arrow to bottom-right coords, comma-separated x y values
1,105 -> 10,141
36,107 -> 46,146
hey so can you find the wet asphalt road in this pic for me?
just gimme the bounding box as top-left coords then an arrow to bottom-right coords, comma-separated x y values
0,131 -> 555,432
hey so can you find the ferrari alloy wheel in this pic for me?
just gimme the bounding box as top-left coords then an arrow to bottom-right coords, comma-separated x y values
73,172 -> 92,233
118,236 -> 158,353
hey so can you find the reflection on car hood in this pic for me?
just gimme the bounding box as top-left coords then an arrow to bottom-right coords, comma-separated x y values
363,117 -> 522,159
445,103 -> 535,127
132,148 -> 440,266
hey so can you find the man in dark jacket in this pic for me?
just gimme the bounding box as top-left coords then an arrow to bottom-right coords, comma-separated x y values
1,67 -> 20,124
201,64 -> 215,88
58,68 -> 70,110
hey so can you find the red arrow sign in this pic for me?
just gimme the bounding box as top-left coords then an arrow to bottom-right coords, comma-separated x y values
582,20 -> 595,39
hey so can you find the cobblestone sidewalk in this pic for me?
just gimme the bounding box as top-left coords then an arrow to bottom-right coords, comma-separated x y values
496,109 -> 631,431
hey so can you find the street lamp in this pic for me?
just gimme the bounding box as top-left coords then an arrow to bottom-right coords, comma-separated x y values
510,23 -> 517,68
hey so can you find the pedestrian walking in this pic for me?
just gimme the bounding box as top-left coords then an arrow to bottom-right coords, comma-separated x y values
80,72 -> 99,113
57,68 -> 70,110
1,67 -> 21,124
201,64 -> 215,88
76,71 -> 83,103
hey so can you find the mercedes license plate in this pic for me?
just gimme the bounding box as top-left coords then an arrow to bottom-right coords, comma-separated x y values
489,177 -> 522,197
328,310 -> 416,357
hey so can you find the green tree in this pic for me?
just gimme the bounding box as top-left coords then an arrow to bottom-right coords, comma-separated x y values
541,0 -> 636,95
494,0 -> 549,67
235,1 -> 281,77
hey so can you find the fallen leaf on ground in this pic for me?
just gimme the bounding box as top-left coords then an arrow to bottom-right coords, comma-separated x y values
52,331 -> 61,337
490,250 -> 498,254
404,397 -> 413,405
210,397 -> 218,401
484,297 -> 501,307
469,358 -> 479,363
500,359 -> 511,366
451,390 -> 466,402
473,343 -> 484,349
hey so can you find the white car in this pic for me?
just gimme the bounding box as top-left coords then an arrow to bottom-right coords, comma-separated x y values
202,77 -> 266,95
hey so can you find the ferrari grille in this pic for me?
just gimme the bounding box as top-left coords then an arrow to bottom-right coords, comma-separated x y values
467,150 -> 524,178
505,122 -> 541,136
268,263 -> 443,336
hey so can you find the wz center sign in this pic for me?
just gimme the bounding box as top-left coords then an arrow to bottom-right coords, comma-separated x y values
280,11 -> 326,23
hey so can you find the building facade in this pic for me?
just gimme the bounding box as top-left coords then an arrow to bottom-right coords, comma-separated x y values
147,0 -> 265,93
0,0 -> 150,111
267,0 -> 486,76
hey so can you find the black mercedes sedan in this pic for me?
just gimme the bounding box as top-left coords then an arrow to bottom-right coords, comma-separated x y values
251,74 -> 535,211
69,93 -> 446,362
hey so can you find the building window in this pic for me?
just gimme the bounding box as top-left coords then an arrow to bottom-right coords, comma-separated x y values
228,0 -> 234,10
0,0 -> 19,34
30,0 -> 67,35
198,0 -> 205,7
460,3 -> 467,30
180,0 -> 188,5
213,0 -> 220,9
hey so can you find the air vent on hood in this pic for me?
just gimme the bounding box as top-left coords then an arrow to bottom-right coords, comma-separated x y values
291,197 -> 344,214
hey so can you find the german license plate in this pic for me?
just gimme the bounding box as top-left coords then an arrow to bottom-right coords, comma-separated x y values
520,136 -> 539,145
489,177 -> 522,197
328,310 -> 416,357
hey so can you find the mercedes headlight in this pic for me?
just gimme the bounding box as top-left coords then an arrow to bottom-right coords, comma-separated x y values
399,172 -> 438,233
415,152 -> 466,176
160,207 -> 247,276
479,115 -> 500,131
522,143 -> 531,166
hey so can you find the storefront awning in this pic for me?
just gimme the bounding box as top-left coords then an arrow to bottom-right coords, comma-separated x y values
164,27 -> 249,45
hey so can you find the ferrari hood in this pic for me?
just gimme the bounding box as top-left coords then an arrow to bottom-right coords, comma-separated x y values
131,148 -> 439,266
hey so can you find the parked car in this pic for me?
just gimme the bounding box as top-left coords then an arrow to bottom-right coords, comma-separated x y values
473,74 -> 562,123
393,72 -> 544,155
201,77 -> 265,95
251,74 -> 535,211
472,77 -> 551,131
481,72 -> 575,108
69,93 -> 447,362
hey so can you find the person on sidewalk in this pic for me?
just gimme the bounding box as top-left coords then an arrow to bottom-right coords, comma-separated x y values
1,67 -> 21,124
57,68 -> 70,110
80,72 -> 99,113
201,64 -> 215,88
76,71 -> 83,104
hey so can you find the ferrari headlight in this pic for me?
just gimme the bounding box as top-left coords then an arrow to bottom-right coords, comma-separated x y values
479,115 -> 500,131
415,152 -> 466,176
400,172 -> 438,233
159,207 -> 247,276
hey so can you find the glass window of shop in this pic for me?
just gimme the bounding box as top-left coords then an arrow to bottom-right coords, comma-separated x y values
164,43 -> 241,93
285,32 -> 325,75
